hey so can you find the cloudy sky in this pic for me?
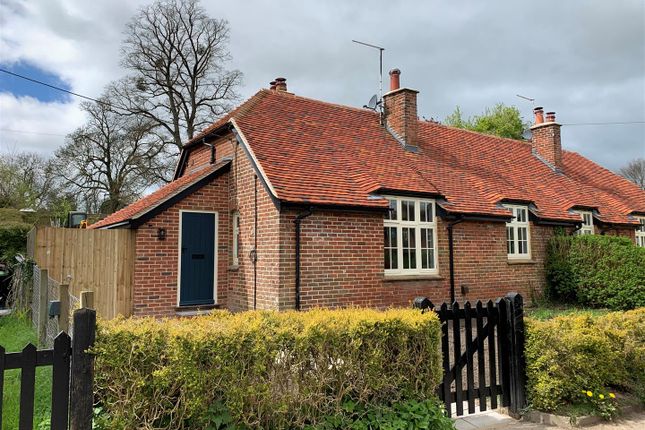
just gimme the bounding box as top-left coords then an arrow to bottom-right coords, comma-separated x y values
1,0 -> 643,172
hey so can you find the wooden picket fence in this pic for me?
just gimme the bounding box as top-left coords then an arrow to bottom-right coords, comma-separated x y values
0,308 -> 96,430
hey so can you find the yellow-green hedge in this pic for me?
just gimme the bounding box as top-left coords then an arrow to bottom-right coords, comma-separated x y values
525,308 -> 645,412
93,308 -> 442,429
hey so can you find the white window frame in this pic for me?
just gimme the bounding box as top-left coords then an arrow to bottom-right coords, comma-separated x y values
504,205 -> 531,260
384,196 -> 438,276
574,211 -> 594,235
232,211 -> 240,266
636,217 -> 645,247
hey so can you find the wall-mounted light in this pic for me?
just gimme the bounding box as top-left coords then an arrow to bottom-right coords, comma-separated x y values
157,228 -> 167,240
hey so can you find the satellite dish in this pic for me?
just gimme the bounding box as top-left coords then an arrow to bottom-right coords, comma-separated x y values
364,94 -> 378,110
522,128 -> 533,141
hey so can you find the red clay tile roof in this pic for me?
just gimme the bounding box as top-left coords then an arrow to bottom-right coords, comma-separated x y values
89,160 -> 230,229
106,88 -> 645,228
213,89 -> 643,224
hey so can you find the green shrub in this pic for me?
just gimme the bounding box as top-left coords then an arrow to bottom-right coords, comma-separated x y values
525,308 -> 645,415
94,308 -> 442,429
305,398 -> 454,430
0,221 -> 31,263
545,235 -> 645,310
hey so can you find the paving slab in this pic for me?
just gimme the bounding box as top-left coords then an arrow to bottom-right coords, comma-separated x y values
453,410 -> 645,429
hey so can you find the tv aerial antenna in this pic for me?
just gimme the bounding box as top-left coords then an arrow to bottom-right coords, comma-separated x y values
516,94 -> 536,106
352,39 -> 385,112
516,94 -> 537,140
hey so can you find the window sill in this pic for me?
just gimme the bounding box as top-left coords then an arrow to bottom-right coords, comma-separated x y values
507,259 -> 536,265
228,265 -> 239,271
383,274 -> 444,282
175,304 -> 220,316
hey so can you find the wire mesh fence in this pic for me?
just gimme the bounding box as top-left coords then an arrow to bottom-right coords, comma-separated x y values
28,264 -> 80,346
31,264 -> 41,334
45,276 -> 60,348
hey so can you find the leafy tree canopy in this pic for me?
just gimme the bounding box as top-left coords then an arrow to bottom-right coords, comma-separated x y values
444,103 -> 528,140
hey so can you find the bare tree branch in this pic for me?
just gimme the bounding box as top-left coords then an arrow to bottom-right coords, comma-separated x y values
116,0 -> 242,151
618,158 -> 645,190
55,94 -> 173,214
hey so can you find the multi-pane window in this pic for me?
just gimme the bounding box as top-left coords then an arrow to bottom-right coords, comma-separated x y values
505,205 -> 530,259
636,217 -> 645,247
232,211 -> 240,266
384,197 -> 438,275
574,211 -> 594,235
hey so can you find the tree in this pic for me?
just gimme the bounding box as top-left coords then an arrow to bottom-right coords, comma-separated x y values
444,103 -> 528,140
112,0 -> 243,152
0,151 -> 58,209
55,96 -> 171,214
618,158 -> 645,190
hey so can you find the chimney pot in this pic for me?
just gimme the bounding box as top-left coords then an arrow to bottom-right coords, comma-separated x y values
269,80 -> 277,90
533,106 -> 544,124
274,77 -> 287,92
389,68 -> 401,91
546,111 -> 556,122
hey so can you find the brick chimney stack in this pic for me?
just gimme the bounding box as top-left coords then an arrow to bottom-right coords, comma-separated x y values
530,107 -> 562,171
383,69 -> 419,151
275,77 -> 287,92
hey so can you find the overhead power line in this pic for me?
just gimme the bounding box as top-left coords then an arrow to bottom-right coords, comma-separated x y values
0,68 -> 111,107
0,128 -> 67,137
561,121 -> 645,126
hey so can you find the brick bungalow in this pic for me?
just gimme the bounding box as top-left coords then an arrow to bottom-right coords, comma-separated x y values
90,71 -> 645,317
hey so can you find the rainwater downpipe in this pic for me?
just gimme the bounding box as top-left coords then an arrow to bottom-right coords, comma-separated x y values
253,176 -> 258,310
447,217 -> 464,305
294,208 -> 313,311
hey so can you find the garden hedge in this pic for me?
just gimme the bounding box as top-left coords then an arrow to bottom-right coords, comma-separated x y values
525,308 -> 645,413
0,221 -> 31,263
545,235 -> 645,310
93,308 -> 443,429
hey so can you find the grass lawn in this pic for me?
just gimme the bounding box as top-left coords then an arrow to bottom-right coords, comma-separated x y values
1,312 -> 52,429
525,304 -> 611,320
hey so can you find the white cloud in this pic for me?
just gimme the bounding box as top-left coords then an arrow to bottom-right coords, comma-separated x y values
0,93 -> 84,154
0,0 -> 643,171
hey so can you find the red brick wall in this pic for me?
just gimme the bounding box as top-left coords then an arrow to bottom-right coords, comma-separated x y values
133,130 -> 637,315
602,227 -> 636,241
530,123 -> 562,170
383,89 -> 419,147
278,209 -> 557,310
132,174 -> 230,317
183,136 -> 235,176
132,131 -> 283,316
226,141 -> 282,311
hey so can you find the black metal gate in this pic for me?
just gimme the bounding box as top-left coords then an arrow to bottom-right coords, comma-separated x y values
416,292 -> 526,417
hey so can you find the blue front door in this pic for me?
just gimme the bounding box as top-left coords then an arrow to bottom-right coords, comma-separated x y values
179,212 -> 216,306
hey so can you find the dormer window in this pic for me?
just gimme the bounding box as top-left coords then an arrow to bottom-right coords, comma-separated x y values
636,217 -> 645,247
384,197 -> 438,275
574,211 -> 594,235
504,205 -> 531,259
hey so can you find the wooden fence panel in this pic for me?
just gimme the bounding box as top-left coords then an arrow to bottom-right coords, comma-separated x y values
32,227 -> 135,318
